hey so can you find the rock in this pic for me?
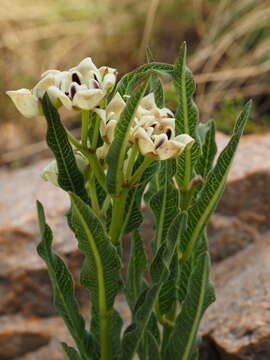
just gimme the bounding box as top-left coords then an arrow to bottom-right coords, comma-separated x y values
216,133 -> 270,232
201,232 -> 270,359
208,214 -> 259,262
0,315 -> 70,360
0,160 -> 87,316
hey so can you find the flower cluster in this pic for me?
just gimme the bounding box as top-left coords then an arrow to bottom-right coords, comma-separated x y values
6,57 -> 193,162
97,92 -> 194,160
6,57 -> 117,117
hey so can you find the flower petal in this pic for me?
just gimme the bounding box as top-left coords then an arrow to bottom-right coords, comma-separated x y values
140,93 -> 156,111
134,127 -> 155,156
174,134 -> 194,149
32,74 -> 58,99
72,89 -> 105,110
41,160 -> 59,186
155,138 -> 182,160
96,143 -> 110,160
6,89 -> 39,118
106,92 -> 125,119
47,86 -> 73,110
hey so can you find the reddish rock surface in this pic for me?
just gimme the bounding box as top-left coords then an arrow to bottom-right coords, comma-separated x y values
201,232 -> 270,359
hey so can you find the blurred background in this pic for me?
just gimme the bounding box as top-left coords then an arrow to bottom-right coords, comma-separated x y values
2,0 -> 270,166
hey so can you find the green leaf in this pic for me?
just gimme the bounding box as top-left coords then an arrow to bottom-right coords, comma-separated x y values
173,43 -> 201,190
116,63 -> 174,97
123,159 -> 158,235
165,253 -> 211,360
181,102 -> 251,260
158,253 -> 179,315
36,201 -> 92,360
145,48 -> 164,108
42,93 -> 89,204
121,214 -> 187,360
106,81 -> 149,195
120,284 -> 161,360
195,121 -> 217,187
69,193 -> 122,358
145,331 -> 162,360
126,230 -> 147,310
62,343 -> 81,360
149,161 -> 179,253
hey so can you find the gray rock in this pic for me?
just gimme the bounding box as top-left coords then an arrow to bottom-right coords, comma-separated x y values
201,232 -> 270,359
208,214 -> 259,262
217,133 -> 270,232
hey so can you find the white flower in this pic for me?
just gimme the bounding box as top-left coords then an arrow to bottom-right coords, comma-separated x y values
7,57 -> 118,117
47,58 -> 117,111
134,128 -> 194,160
41,155 -> 88,187
6,71 -> 69,118
95,92 -> 126,143
6,89 -> 40,118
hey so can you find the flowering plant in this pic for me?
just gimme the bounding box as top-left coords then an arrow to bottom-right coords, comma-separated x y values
7,43 -> 250,360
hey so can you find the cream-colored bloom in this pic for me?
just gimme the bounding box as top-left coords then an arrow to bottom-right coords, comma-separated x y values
7,57 -> 117,117
47,58 -> 117,111
41,155 -> 88,187
134,127 -> 194,160
6,89 -> 40,118
95,92 -> 126,143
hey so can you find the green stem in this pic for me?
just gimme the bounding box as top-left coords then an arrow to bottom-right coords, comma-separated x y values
101,194 -> 111,216
67,131 -> 107,192
109,189 -> 129,245
92,113 -> 101,150
87,177 -> 101,216
125,145 -> 138,182
81,111 -> 89,148
130,157 -> 154,185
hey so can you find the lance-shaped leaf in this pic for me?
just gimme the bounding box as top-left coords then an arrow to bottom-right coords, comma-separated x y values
158,253 -> 179,315
106,80 -> 149,195
36,201 -> 93,360
42,93 -> 89,204
68,193 -> 122,358
123,159 -> 158,235
145,48 -> 164,108
195,121 -> 217,193
165,253 -> 212,360
173,43 -> 201,190
126,230 -> 147,310
120,214 -> 187,360
116,63 -> 174,97
181,102 -> 251,260
62,343 -> 82,360
149,160 -> 179,253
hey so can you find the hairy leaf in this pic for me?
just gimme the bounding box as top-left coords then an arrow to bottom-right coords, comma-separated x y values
145,48 -> 164,108
121,214 -> 187,360
126,230 -> 147,310
116,63 -> 174,97
106,81 -> 149,195
69,193 -> 122,357
42,93 -> 89,203
149,161 -> 179,253
173,43 -> 201,190
62,343 -> 81,360
181,102 -> 251,260
195,121 -> 217,192
165,253 -> 212,360
36,201 -> 92,360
